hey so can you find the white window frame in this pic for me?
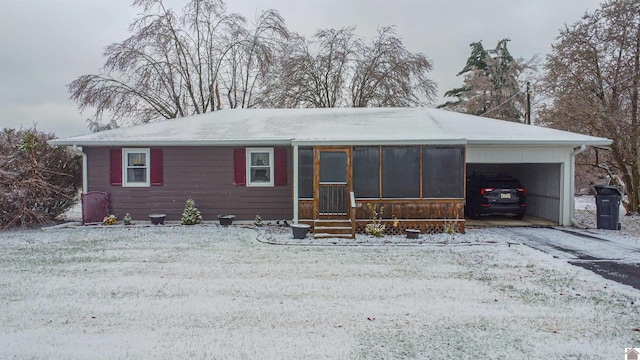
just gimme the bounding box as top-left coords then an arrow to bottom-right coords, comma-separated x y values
246,148 -> 274,187
122,148 -> 150,187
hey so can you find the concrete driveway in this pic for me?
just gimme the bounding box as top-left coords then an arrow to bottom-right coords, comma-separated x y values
466,215 -> 556,227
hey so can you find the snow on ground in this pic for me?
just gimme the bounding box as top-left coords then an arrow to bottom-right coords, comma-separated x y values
1,224 -> 639,359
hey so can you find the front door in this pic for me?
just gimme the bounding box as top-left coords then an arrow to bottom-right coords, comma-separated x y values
314,147 -> 351,219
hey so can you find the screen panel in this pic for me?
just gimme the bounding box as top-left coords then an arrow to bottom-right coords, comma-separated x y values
319,151 -> 347,183
422,146 -> 464,198
298,147 -> 314,198
382,147 -> 420,198
353,147 -> 380,198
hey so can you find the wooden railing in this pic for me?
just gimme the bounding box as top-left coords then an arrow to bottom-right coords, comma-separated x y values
318,183 -> 348,215
350,191 -> 356,239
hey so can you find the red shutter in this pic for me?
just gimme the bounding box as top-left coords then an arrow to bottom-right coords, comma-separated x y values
274,147 -> 287,186
150,148 -> 163,186
233,148 -> 246,185
110,148 -> 122,186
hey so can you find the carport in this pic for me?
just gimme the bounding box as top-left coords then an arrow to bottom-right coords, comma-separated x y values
466,145 -> 581,226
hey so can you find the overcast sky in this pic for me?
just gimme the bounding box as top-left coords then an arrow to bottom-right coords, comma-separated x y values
0,0 -> 603,138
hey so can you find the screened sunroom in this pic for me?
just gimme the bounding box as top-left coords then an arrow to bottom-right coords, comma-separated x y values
293,143 -> 467,235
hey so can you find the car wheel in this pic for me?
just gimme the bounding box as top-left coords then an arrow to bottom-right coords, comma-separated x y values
513,212 -> 525,220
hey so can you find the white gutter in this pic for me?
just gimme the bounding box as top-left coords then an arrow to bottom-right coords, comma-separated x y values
465,139 -> 612,146
72,144 -> 88,194
291,139 -> 467,147
50,139 -> 294,147
292,144 -> 299,224
570,144 -> 587,227
51,138 -> 613,148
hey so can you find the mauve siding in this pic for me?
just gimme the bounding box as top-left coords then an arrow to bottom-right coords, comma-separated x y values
85,146 -> 293,221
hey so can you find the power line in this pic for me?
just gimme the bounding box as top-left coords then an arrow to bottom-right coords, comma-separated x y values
479,90 -> 523,117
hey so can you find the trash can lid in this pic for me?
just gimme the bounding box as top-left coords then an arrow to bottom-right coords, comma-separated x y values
594,185 -> 622,196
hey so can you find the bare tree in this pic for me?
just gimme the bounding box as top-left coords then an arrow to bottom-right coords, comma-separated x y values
69,1 -> 433,128
260,26 -> 436,108
220,9 -> 289,109
439,39 -> 536,122
260,27 -> 359,108
539,0 -> 640,214
68,0 -> 288,130
350,26 -> 436,107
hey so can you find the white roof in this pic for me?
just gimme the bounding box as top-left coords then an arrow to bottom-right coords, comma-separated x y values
50,107 -> 611,147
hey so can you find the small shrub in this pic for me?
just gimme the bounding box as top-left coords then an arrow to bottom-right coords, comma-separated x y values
444,218 -> 460,240
103,214 -> 117,225
365,223 -> 385,237
254,215 -> 263,227
123,213 -> 132,226
181,198 -> 202,225
365,203 -> 385,237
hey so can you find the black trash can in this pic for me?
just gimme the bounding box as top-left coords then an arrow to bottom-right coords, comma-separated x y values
594,185 -> 622,230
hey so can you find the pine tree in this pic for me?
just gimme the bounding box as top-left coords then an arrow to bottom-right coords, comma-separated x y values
181,198 -> 203,225
439,39 -> 535,122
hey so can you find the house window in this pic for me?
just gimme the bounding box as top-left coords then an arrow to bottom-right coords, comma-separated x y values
123,148 -> 150,187
246,148 -> 274,187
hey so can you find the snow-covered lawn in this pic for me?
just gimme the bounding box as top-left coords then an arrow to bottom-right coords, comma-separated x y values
1,225 -> 638,359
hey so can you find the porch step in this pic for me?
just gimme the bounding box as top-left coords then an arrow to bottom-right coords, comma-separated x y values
314,226 -> 353,234
313,219 -> 355,239
313,233 -> 354,239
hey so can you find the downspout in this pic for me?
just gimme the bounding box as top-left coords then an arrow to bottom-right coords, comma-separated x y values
292,144 -> 299,224
72,144 -> 88,194
570,144 -> 587,227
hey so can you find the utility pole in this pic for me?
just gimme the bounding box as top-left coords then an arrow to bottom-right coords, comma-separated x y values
526,82 -> 531,125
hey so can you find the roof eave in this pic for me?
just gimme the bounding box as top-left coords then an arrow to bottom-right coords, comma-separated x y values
48,139 -> 294,147
50,138 -> 613,148
291,139 -> 467,146
50,138 -> 469,147
467,139 -> 613,146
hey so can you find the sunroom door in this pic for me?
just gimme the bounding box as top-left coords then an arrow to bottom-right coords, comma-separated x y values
314,147 -> 352,219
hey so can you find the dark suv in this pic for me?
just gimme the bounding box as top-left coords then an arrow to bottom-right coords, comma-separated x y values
465,173 -> 527,220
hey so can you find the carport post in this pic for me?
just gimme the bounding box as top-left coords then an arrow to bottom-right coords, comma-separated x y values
292,144 -> 299,224
72,144 -> 87,194
570,144 -> 587,226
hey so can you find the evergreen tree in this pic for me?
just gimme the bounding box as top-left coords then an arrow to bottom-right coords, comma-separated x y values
181,198 -> 202,225
439,39 -> 535,122
0,128 -> 81,229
